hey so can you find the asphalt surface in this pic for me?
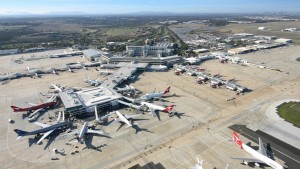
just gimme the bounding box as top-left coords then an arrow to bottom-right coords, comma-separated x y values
229,124 -> 300,169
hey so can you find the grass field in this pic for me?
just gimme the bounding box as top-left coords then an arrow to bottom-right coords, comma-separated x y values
277,102 -> 300,128
218,21 -> 300,44
106,28 -> 136,36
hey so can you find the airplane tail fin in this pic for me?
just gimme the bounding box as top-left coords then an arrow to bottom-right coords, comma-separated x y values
197,157 -> 203,166
14,129 -> 29,137
163,86 -> 171,95
163,105 -> 175,113
233,131 -> 243,149
10,106 -> 21,112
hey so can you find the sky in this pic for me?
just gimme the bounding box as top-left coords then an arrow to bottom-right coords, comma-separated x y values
0,0 -> 299,15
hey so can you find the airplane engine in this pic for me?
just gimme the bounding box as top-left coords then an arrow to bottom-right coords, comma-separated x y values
243,161 -> 248,165
255,163 -> 260,167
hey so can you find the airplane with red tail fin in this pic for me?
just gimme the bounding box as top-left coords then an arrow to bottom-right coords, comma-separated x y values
232,131 -> 285,169
140,86 -> 171,101
10,95 -> 57,113
141,101 -> 175,120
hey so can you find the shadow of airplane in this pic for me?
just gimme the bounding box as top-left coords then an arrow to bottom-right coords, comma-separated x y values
170,112 -> 191,119
82,135 -> 108,152
132,125 -> 154,134
266,143 -> 275,160
28,138 -> 36,147
116,118 -> 150,131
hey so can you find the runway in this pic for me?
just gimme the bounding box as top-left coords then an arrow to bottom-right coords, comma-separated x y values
229,124 -> 300,169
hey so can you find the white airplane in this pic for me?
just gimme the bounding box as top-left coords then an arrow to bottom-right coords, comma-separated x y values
115,85 -> 135,93
185,57 -> 200,65
68,68 -> 74,72
95,68 -> 114,75
67,122 -> 108,144
190,158 -> 230,169
190,157 -> 203,169
65,65 -> 74,73
84,76 -> 101,86
110,111 -> 142,131
50,84 -> 64,92
52,69 -> 58,75
232,132 -> 285,169
15,112 -> 70,144
27,95 -> 57,121
141,102 -> 175,120
27,66 -> 43,77
140,86 -> 171,100
77,61 -> 88,70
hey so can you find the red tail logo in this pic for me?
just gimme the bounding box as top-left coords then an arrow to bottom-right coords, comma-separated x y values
10,106 -> 20,112
163,105 -> 175,112
233,131 -> 243,149
163,86 -> 171,94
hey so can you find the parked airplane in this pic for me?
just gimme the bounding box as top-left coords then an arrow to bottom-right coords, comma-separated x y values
77,61 -> 88,70
65,65 -> 74,73
95,68 -> 114,75
50,84 -> 64,92
140,86 -> 171,100
14,112 -> 70,144
190,157 -> 203,169
10,95 -> 57,113
84,76 -> 101,86
109,111 -> 143,131
52,69 -> 58,75
27,95 -> 58,121
67,122 -> 108,144
27,66 -> 43,77
232,132 -> 285,169
115,85 -> 135,93
190,158 -> 230,169
141,102 -> 175,120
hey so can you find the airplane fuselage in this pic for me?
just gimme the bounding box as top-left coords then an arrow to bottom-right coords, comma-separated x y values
141,92 -> 163,100
116,111 -> 132,126
17,121 -> 69,136
78,122 -> 88,141
141,102 -> 164,111
242,143 -> 284,169
11,101 -> 56,112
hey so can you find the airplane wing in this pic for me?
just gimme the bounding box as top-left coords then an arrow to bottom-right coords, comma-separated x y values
26,102 -> 37,106
34,122 -> 51,128
87,129 -> 104,135
124,114 -> 141,119
258,138 -> 268,157
116,123 -> 126,131
36,129 -> 55,144
231,157 -> 264,164
28,108 -> 44,118
146,106 -> 154,115
108,119 -> 119,126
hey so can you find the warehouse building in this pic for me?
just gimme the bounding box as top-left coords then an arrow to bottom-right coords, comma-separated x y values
275,38 -> 293,43
0,49 -> 19,56
227,46 -> 257,54
83,49 -> 111,61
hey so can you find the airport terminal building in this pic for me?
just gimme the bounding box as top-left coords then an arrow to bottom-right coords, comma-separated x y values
59,87 -> 122,115
126,43 -> 174,57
